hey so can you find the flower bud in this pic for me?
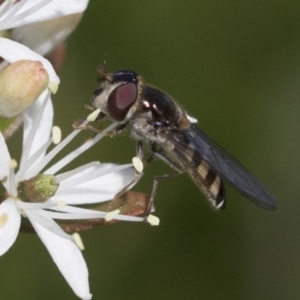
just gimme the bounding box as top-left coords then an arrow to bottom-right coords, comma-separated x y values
0,60 -> 49,118
18,174 -> 59,203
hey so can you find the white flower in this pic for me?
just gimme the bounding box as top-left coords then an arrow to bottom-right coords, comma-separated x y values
0,0 -> 89,55
0,3 -> 144,298
0,91 -> 143,299
0,37 -> 143,300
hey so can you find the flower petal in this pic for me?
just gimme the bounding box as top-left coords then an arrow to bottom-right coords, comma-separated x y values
53,164 -> 137,204
0,38 -> 59,90
11,13 -> 84,56
0,198 -> 21,256
0,133 -> 12,191
23,91 -> 53,158
15,92 -> 53,182
28,215 -> 92,300
2,0 -> 89,29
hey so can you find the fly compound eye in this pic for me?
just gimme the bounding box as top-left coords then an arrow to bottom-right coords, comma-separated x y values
107,82 -> 138,121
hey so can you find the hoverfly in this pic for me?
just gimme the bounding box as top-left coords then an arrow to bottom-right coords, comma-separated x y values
86,66 -> 277,211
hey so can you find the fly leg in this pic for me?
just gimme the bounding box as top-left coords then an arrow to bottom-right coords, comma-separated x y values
145,173 -> 181,217
113,141 -> 145,200
106,141 -> 152,215
144,144 -> 184,219
73,109 -> 128,138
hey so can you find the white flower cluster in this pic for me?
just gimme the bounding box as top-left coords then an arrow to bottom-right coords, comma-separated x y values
0,1 -> 144,299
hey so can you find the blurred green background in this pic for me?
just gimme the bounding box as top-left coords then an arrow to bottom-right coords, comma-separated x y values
3,0 -> 300,299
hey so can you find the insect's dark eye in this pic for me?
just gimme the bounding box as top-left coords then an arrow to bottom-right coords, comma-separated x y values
107,83 -> 138,121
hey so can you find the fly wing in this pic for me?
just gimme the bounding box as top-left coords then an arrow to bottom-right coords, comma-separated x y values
160,124 -> 278,210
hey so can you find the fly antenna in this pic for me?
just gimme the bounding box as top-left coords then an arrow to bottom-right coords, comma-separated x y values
96,64 -> 113,82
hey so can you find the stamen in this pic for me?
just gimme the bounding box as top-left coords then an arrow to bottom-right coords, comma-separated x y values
87,108 -> 101,122
16,199 -> 55,210
147,214 -> 160,226
39,205 -> 144,222
48,81 -> 58,94
54,161 -> 100,183
0,0 -> 52,29
132,157 -> 143,173
114,215 -> 144,222
0,2 -> 12,21
44,122 -> 117,175
16,138 -> 52,182
56,201 -> 66,209
52,126 -> 61,144
26,210 -> 73,241
9,159 -> 17,169
8,163 -> 17,197
19,91 -> 50,173
105,209 -> 120,221
36,208 -> 106,220
0,0 -> 27,28
25,120 -> 88,178
72,233 -> 85,250
13,0 -> 53,23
